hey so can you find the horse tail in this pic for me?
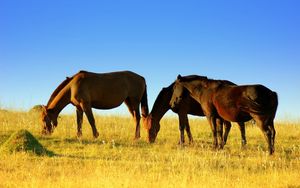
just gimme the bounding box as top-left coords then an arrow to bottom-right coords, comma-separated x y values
269,91 -> 278,117
141,82 -> 149,118
241,88 -> 278,116
240,99 -> 263,115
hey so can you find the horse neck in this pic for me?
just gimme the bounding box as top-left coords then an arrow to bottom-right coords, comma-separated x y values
150,88 -> 172,122
47,86 -> 71,116
150,104 -> 169,123
182,81 -> 204,101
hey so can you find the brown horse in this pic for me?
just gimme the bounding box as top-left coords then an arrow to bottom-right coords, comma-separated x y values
41,70 -> 149,139
170,75 -> 278,154
144,81 -> 247,146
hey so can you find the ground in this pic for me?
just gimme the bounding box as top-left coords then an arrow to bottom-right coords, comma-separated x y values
0,111 -> 299,188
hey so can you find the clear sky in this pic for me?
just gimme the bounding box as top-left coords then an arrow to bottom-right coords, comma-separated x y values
1,0 -> 300,120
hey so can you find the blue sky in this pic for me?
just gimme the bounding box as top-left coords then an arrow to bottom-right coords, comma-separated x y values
1,0 -> 300,120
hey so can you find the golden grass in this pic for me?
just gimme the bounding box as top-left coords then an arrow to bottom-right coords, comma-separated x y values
0,110 -> 300,188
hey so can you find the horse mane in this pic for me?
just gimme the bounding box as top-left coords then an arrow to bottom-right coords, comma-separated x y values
178,75 -> 208,82
179,74 -> 236,86
46,76 -> 73,107
46,70 -> 90,107
215,79 -> 236,86
150,83 -> 174,114
152,81 -> 194,113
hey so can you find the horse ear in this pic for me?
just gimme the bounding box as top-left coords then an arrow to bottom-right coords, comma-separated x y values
177,74 -> 182,80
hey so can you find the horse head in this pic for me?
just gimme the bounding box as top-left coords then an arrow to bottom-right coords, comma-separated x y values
143,114 -> 160,143
40,105 -> 57,135
169,75 -> 185,108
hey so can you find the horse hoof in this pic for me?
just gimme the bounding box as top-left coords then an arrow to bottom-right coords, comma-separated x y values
241,140 -> 247,146
241,143 -> 247,150
178,140 -> 185,145
269,148 -> 275,155
77,132 -> 82,138
94,132 -> 99,138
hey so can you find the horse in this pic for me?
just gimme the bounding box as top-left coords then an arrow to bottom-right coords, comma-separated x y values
144,81 -> 247,146
170,75 -> 278,154
41,70 -> 149,139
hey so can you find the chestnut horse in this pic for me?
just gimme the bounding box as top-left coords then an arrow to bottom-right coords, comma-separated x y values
144,82 -> 247,146
41,70 -> 148,139
170,75 -> 278,154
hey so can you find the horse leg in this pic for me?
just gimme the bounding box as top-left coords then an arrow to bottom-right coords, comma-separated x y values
255,117 -> 273,155
76,108 -> 83,138
81,103 -> 99,138
178,114 -> 185,145
133,108 -> 141,139
185,118 -> 193,144
125,98 -> 141,140
216,118 -> 224,149
223,121 -> 231,145
238,122 -> 247,147
207,116 -> 218,149
178,112 -> 193,144
268,120 -> 276,154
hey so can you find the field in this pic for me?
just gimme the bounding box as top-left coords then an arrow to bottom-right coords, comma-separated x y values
0,110 -> 300,188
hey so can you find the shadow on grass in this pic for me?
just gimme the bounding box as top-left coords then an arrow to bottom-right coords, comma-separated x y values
0,135 -> 10,145
34,136 -> 155,160
37,133 -> 154,146
52,153 -> 102,160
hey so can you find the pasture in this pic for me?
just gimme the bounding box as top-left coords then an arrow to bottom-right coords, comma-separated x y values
0,110 -> 299,188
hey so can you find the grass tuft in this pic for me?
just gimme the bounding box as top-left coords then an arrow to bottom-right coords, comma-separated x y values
0,129 -> 54,156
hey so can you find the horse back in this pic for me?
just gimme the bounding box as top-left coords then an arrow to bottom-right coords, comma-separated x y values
71,71 -> 146,102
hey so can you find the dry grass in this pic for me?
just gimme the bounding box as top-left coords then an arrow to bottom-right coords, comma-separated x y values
0,110 -> 300,188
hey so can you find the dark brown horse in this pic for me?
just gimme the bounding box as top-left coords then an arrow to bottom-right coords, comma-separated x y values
170,75 -> 278,154
144,82 -> 247,146
41,70 -> 149,139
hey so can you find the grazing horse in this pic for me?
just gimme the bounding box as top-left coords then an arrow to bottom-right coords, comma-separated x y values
41,70 -> 149,139
170,75 -> 278,154
144,82 -> 247,146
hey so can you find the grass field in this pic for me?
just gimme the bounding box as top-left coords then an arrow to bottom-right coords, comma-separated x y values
0,110 -> 299,188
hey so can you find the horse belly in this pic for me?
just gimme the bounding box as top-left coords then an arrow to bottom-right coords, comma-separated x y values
91,101 -> 124,109
72,86 -> 127,110
216,107 -> 251,122
214,90 -> 247,122
90,92 -> 127,109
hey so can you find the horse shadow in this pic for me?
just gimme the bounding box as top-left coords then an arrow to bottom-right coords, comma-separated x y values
40,136 -> 153,159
